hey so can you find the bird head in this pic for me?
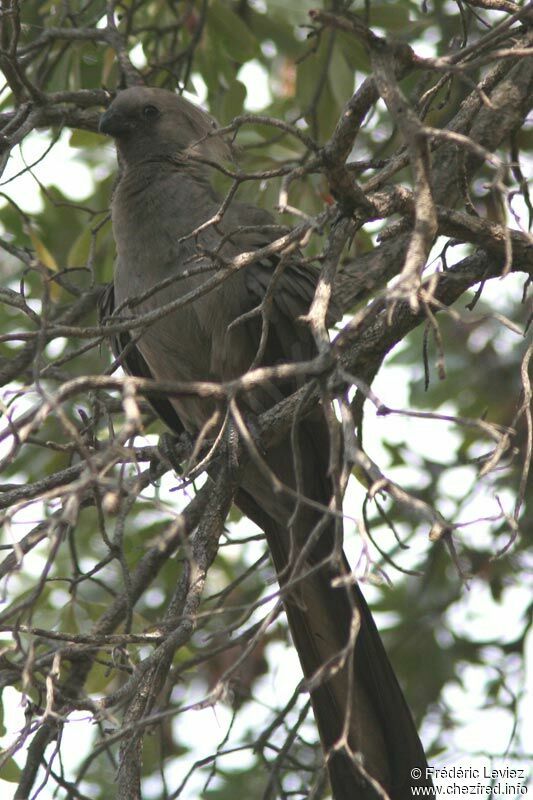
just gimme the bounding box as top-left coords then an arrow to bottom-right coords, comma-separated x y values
99,86 -> 231,167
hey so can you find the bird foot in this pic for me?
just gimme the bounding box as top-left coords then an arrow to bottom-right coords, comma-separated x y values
151,431 -> 194,479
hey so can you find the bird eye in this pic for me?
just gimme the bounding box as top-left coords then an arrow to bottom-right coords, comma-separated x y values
142,105 -> 160,120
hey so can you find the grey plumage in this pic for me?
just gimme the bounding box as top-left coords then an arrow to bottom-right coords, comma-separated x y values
99,86 -> 431,800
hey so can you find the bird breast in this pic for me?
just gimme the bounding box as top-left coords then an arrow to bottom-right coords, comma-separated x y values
111,163 -> 255,430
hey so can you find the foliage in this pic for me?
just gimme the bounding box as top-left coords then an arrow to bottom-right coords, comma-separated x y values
0,1 -> 531,798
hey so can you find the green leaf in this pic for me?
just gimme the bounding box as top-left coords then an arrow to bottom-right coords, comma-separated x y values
337,31 -> 370,72
0,757 -> 22,782
28,230 -> 59,272
0,698 -> 6,737
85,658 -> 113,694
246,8 -> 301,57
67,226 -> 93,267
328,45 -> 355,109
58,598 -> 96,632
69,130 -> 107,149
367,4 -> 410,31
101,45 -> 117,84
220,79 -> 247,124
296,47 -> 323,114
259,0 -> 315,26
199,27 -> 235,91
208,1 -> 260,63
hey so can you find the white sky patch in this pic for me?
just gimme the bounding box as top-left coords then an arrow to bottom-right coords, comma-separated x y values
183,73 -> 208,106
129,42 -> 147,69
237,60 -> 271,110
0,697 -> 97,796
448,582 -> 531,643
45,336 -> 68,359
411,26 -> 442,59
0,130 -> 95,215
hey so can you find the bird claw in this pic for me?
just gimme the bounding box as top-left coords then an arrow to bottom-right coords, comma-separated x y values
152,431 -> 194,479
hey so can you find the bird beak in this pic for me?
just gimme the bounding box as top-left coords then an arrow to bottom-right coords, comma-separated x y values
99,108 -> 133,136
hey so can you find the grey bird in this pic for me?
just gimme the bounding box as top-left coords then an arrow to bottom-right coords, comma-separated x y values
99,86 -> 431,800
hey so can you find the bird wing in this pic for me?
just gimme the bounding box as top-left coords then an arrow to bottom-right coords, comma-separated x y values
99,283 -> 184,435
